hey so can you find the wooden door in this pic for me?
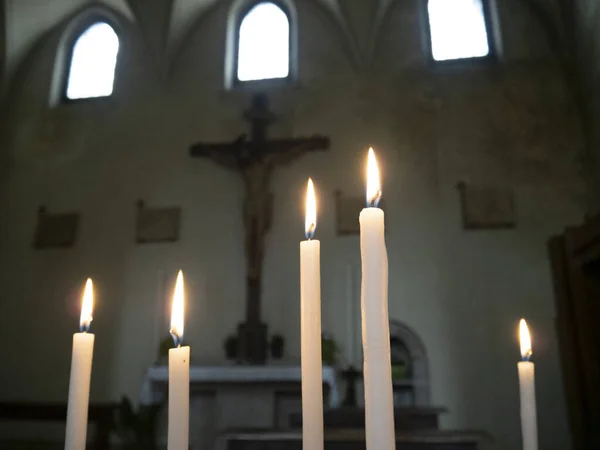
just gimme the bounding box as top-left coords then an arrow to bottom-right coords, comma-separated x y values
549,215 -> 600,450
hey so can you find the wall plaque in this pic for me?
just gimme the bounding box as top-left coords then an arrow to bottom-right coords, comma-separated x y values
34,207 -> 79,249
458,182 -> 516,230
136,201 -> 181,244
335,191 -> 385,235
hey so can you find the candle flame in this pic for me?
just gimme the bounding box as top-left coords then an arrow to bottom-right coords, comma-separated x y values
366,148 -> 382,207
520,318 -> 532,360
80,278 -> 94,332
170,270 -> 185,347
305,178 -> 317,239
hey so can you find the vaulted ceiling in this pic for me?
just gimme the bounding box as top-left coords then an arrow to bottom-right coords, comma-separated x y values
0,0 -> 574,95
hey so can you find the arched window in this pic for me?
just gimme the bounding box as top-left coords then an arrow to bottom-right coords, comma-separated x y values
237,2 -> 290,82
427,0 -> 492,62
64,22 -> 120,101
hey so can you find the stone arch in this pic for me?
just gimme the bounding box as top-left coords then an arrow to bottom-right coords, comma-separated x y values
167,0 -> 359,81
389,319 -> 430,405
368,0 -> 570,66
368,0 -> 501,65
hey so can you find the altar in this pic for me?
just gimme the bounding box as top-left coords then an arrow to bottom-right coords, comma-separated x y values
140,365 -> 339,450
140,365 -> 339,408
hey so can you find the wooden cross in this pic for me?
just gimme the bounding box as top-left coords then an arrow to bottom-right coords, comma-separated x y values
190,94 -> 330,363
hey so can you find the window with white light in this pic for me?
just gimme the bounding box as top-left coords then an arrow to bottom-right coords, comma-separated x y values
65,22 -> 120,101
427,0 -> 491,62
237,2 -> 290,82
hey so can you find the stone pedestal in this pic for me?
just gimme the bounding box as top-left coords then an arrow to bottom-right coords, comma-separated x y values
289,407 -> 447,431
140,365 -> 339,450
237,322 -> 268,365
221,429 -> 493,450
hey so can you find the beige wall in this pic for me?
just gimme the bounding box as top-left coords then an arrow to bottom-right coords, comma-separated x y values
0,1 -> 588,449
2,0 -> 133,88
0,0 -> 4,92
570,0 -> 600,206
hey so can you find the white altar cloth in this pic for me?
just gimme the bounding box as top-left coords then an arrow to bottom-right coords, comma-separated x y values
139,365 -> 340,409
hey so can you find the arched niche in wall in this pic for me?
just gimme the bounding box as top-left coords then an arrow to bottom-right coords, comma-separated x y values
389,319 -> 431,406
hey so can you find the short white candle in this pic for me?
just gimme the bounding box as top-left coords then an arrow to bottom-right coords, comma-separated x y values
65,279 -> 95,450
300,178 -> 324,450
360,149 -> 396,450
168,271 -> 190,450
518,319 -> 538,450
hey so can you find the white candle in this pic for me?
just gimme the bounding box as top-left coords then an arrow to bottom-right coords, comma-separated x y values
65,279 -> 95,450
360,148 -> 395,450
300,178 -> 324,450
168,271 -> 190,450
518,319 -> 538,450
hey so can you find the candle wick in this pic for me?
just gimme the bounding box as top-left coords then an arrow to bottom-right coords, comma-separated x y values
170,329 -> 183,348
367,190 -> 382,208
305,223 -> 316,240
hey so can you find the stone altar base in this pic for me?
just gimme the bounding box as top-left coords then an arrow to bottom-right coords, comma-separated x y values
289,407 -> 448,431
220,407 -> 492,450
220,429 -> 492,450
236,322 -> 268,365
141,365 -> 339,450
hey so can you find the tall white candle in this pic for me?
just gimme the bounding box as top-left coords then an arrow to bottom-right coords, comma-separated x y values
360,148 -> 395,450
300,178 -> 324,450
168,271 -> 190,450
65,279 -> 95,450
518,319 -> 538,450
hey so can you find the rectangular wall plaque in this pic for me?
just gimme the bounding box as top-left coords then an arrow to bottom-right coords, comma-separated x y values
458,183 -> 516,230
34,207 -> 79,249
335,191 -> 385,235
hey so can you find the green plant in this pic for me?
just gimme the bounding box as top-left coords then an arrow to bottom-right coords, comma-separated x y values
113,396 -> 161,450
321,333 -> 340,366
158,335 -> 174,362
391,362 -> 409,380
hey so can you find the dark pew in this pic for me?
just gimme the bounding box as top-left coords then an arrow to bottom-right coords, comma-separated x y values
0,403 -> 116,450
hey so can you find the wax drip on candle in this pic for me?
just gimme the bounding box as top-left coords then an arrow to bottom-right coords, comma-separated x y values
79,279 -> 94,333
170,271 -> 185,348
305,178 -> 317,240
520,318 -> 532,362
366,148 -> 382,208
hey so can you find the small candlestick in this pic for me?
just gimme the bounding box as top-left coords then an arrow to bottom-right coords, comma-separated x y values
518,319 -> 538,450
65,279 -> 95,450
300,178 -> 324,450
168,271 -> 190,450
360,149 -> 395,450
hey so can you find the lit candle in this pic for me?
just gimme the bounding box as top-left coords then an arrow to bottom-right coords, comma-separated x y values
360,148 -> 395,450
168,271 -> 190,450
65,279 -> 95,450
300,178 -> 324,450
518,319 -> 538,450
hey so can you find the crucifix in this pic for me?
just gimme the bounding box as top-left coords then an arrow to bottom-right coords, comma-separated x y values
190,94 -> 330,364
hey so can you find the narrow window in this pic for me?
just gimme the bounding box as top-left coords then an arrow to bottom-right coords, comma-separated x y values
237,2 -> 290,82
427,0 -> 491,62
65,22 -> 120,100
